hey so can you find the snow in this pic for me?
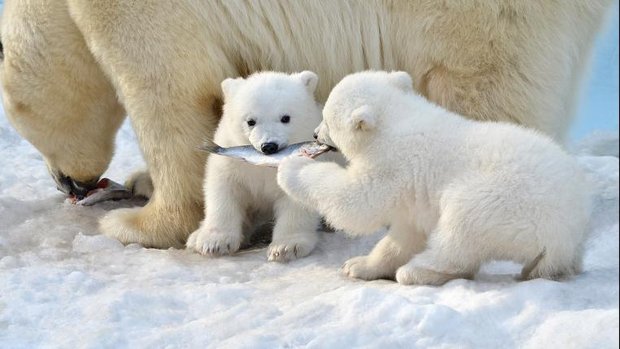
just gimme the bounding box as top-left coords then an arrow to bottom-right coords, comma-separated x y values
1,117 -> 618,348
0,5 -> 618,347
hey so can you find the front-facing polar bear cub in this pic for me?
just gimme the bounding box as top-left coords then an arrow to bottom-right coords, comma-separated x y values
277,71 -> 592,285
187,71 -> 323,262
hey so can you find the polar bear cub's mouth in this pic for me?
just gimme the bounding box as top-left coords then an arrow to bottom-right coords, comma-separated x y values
315,140 -> 338,152
312,122 -> 338,151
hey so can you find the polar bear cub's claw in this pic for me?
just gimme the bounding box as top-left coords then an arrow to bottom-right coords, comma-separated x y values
268,233 -> 318,262
186,227 -> 242,256
341,256 -> 389,281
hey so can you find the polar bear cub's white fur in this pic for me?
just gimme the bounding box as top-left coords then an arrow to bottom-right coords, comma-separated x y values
278,71 -> 591,285
187,71 -> 323,262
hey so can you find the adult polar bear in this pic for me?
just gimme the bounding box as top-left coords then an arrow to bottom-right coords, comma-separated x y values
0,1 -> 613,248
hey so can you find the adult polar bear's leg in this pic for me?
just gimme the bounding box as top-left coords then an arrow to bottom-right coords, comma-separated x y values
67,1 -> 229,247
0,0 -> 125,187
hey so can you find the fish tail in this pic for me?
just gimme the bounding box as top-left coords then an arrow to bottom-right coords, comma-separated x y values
199,139 -> 223,154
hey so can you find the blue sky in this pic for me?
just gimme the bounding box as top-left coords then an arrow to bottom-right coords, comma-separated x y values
570,2 -> 619,139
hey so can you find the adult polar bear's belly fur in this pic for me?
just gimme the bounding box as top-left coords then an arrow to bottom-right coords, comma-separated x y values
0,1 -> 613,247
277,71 -> 592,285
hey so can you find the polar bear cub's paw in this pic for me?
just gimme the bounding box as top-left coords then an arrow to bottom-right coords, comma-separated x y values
268,233 -> 318,262
186,227 -> 242,256
341,256 -> 390,281
395,264 -> 470,286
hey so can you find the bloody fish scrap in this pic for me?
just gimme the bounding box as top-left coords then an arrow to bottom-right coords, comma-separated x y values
69,178 -> 134,206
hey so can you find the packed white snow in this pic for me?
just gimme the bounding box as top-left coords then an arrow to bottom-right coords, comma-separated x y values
0,108 -> 618,348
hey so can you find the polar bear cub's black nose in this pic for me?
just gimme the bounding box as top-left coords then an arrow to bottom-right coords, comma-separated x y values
261,142 -> 279,154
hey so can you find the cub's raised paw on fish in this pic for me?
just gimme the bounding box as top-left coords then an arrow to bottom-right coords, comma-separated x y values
268,233 -> 318,262
277,156 -> 315,189
342,256 -> 391,281
186,227 -> 242,256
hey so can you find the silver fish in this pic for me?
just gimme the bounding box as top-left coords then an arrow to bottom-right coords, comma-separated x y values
70,178 -> 134,206
201,140 -> 333,167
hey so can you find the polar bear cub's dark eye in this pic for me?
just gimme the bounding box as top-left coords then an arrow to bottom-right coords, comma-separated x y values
247,119 -> 256,127
281,115 -> 290,124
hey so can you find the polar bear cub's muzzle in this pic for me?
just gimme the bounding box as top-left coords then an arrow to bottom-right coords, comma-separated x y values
313,122 -> 337,150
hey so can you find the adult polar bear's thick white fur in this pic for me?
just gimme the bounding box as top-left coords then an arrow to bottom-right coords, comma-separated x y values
186,71 -> 323,262
0,1 -> 613,248
278,71 -> 592,285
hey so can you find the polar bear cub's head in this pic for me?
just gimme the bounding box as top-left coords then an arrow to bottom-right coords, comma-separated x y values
220,71 -> 322,154
315,71 -> 414,159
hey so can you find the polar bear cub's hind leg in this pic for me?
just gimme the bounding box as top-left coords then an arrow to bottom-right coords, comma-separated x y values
343,220 -> 429,281
520,245 -> 585,281
394,235 -> 480,286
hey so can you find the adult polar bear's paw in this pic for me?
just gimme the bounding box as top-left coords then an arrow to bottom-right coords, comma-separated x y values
186,227 -> 242,256
99,207 -> 185,248
341,256 -> 390,281
268,233 -> 318,262
124,170 -> 154,199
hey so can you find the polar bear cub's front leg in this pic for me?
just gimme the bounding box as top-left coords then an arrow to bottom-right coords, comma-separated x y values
186,163 -> 245,255
268,197 -> 320,262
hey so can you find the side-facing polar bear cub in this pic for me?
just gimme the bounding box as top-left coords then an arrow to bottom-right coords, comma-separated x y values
278,71 -> 591,285
187,71 -> 323,262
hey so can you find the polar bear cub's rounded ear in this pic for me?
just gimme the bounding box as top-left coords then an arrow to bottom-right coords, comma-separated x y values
349,105 -> 376,131
389,71 -> 413,92
297,71 -> 319,94
221,77 -> 245,99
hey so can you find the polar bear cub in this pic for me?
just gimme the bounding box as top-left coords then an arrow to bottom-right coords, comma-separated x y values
278,71 -> 591,285
187,71 -> 323,261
